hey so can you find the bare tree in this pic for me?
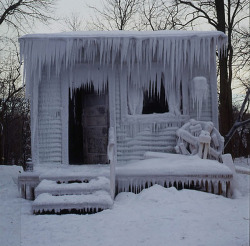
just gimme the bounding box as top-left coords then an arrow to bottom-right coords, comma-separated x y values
0,0 -> 56,165
172,0 -> 249,155
87,0 -> 140,30
0,44 -> 25,165
225,89 -> 250,148
139,0 -> 184,30
64,12 -> 86,31
233,27 -> 250,91
87,0 -> 249,156
0,0 -> 56,32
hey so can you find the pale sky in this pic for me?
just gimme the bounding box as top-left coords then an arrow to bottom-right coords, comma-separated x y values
34,0 -> 101,33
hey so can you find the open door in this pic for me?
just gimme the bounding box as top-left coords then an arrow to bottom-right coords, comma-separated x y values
69,85 -> 109,164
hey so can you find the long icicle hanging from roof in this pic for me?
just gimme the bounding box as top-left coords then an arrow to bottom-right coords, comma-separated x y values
19,32 -> 227,107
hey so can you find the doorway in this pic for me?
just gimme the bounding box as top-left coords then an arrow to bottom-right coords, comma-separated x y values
69,85 -> 109,164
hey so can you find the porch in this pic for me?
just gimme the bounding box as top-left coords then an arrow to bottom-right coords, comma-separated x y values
18,153 -> 233,214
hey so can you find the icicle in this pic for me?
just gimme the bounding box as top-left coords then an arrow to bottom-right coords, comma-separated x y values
190,76 -> 209,119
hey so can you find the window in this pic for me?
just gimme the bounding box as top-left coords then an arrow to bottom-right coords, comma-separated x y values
142,81 -> 169,114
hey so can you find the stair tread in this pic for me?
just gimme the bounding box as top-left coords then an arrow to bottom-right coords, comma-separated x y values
33,190 -> 113,212
35,177 -> 110,197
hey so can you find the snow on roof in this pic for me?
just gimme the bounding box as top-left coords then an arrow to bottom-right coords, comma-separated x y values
19,30 -> 227,96
20,30 -> 226,139
20,30 -> 226,40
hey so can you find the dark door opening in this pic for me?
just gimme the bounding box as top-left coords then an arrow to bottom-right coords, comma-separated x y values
69,85 -> 109,164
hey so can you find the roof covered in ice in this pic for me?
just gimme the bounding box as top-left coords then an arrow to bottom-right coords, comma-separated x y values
20,30 -> 227,40
20,30 -> 226,134
19,30 -> 227,94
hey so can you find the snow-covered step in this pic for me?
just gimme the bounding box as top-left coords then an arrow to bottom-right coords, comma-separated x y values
35,177 -> 110,197
39,173 -> 109,183
33,191 -> 113,214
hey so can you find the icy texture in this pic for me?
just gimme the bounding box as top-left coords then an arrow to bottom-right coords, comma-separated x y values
35,177 -> 110,197
33,190 -> 113,214
117,154 -> 232,176
176,119 -> 224,160
20,30 -> 227,102
116,153 -> 233,195
2,165 -> 249,246
108,127 -> 116,199
190,76 -> 209,119
19,31 -> 227,164
127,85 -> 143,115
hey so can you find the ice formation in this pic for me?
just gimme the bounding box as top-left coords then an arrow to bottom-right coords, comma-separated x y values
19,30 -> 227,105
190,76 -> 209,119
175,119 -> 224,161
19,31 -> 227,164
116,154 -> 233,196
33,190 -> 113,214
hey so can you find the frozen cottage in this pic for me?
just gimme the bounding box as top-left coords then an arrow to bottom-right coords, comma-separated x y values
19,30 -> 227,165
18,31 -> 233,214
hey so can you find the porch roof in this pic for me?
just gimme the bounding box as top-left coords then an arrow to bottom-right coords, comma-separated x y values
20,30 -> 226,40
19,30 -> 227,98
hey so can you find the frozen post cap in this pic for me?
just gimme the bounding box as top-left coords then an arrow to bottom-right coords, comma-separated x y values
25,158 -> 33,172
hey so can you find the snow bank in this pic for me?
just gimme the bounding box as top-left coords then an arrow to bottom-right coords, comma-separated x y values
0,165 -> 23,246
0,163 -> 249,246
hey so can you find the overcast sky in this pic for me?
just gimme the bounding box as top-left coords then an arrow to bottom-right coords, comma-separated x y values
34,0 -> 100,33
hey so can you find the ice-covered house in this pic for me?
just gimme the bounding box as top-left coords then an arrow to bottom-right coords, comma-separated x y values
20,30 -> 227,165
18,31 -> 234,214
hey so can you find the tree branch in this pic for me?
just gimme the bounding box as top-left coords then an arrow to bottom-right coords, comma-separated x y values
0,0 -> 23,26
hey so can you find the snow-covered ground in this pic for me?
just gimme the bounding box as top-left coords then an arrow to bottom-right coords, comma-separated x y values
0,160 -> 249,246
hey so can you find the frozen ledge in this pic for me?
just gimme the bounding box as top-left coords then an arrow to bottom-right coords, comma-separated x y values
235,166 -> 250,175
20,30 -> 227,40
116,154 -> 233,177
116,154 -> 233,197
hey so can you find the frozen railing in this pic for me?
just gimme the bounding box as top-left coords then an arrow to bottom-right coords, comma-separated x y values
108,127 -> 116,199
117,116 -> 188,163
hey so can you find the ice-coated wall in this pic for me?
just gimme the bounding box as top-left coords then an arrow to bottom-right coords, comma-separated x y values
38,69 -> 62,164
19,31 -> 227,165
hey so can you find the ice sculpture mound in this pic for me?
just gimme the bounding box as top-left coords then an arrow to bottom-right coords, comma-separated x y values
175,119 -> 224,161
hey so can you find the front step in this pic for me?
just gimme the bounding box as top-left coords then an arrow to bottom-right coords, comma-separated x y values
32,175 -> 113,215
35,177 -> 110,197
33,191 -> 113,214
